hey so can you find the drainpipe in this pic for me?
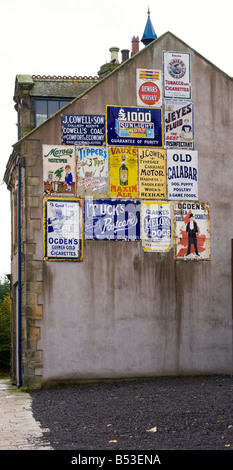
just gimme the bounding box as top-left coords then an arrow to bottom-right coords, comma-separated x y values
17,159 -> 22,388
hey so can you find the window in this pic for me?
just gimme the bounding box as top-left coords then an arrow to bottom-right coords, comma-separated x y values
34,99 -> 71,127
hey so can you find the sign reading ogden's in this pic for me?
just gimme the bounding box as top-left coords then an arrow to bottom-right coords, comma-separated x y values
136,69 -> 162,107
167,150 -> 198,200
163,52 -> 191,99
44,198 -> 83,261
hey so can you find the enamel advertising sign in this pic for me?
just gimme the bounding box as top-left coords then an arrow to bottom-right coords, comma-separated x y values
141,201 -> 173,252
109,146 -> 138,198
164,99 -> 194,149
136,69 -> 162,107
84,198 -> 141,240
163,52 -> 191,99
106,106 -> 163,147
167,149 -> 198,200
174,202 -> 210,260
138,148 -> 166,200
43,145 -> 76,196
61,114 -> 105,145
43,198 -> 83,261
77,146 -> 108,197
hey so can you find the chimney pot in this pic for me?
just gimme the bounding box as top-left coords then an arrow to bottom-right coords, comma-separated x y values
121,49 -> 130,62
131,36 -> 139,56
109,47 -> 119,63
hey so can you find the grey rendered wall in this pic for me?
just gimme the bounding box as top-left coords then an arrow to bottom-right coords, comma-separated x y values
30,33 -> 232,383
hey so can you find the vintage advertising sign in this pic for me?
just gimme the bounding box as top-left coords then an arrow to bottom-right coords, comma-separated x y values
43,145 -> 76,196
136,69 -> 162,107
106,106 -> 163,147
43,198 -> 83,261
109,146 -> 138,198
141,201 -> 173,252
77,146 -> 108,197
61,114 -> 105,145
138,148 -> 166,200
164,99 -> 194,149
174,202 -> 210,260
163,52 -> 191,99
167,149 -> 198,200
84,198 -> 141,240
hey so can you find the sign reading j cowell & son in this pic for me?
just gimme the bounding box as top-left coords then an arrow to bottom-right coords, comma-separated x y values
106,106 -> 163,147
84,198 -> 141,240
61,114 -> 105,145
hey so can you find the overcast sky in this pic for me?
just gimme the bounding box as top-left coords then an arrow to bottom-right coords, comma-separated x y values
0,0 -> 232,277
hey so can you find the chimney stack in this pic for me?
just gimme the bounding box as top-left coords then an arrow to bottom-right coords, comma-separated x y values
109,47 -> 119,63
131,36 -> 139,56
121,49 -> 130,63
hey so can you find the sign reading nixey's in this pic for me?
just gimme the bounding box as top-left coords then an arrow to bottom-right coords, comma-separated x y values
106,106 -> 163,147
61,114 -> 105,145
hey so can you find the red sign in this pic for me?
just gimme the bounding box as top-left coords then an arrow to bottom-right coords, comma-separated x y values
138,81 -> 161,106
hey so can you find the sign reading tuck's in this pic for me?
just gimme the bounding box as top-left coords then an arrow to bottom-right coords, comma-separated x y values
61,114 -> 105,145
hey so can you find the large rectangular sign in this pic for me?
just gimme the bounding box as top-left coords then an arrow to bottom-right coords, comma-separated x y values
106,106 -> 163,147
174,202 -> 210,260
109,146 -> 138,198
138,148 -> 166,200
61,114 -> 105,145
163,52 -> 191,99
84,198 -> 141,240
43,198 -> 83,261
136,69 -> 162,107
164,99 -> 194,149
141,201 -> 173,252
167,149 -> 198,200
43,145 -> 76,196
77,146 -> 108,197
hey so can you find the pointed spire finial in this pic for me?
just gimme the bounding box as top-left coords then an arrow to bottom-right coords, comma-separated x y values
141,7 -> 157,46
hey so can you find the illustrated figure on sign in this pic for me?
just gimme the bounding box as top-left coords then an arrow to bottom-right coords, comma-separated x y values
65,165 -> 73,191
180,119 -> 193,141
185,213 -> 200,256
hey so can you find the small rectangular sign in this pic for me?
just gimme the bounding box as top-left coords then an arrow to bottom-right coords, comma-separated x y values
141,201 -> 173,252
43,198 -> 83,261
106,105 -> 163,147
77,146 -> 108,197
163,52 -> 191,99
174,202 -> 210,260
84,198 -> 141,240
167,149 -> 198,200
43,145 -> 76,196
109,146 -> 138,198
136,68 -> 162,107
138,148 -> 166,200
61,114 -> 105,145
164,99 -> 194,149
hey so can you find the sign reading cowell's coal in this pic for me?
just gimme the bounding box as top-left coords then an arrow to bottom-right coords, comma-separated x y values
61,114 -> 105,145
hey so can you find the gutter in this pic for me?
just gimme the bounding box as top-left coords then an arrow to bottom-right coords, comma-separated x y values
17,160 -> 22,388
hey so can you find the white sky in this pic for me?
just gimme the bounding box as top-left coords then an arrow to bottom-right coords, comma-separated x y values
0,0 -> 232,277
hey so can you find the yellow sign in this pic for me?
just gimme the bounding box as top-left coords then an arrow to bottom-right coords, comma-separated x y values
138,148 -> 166,200
109,146 -> 138,198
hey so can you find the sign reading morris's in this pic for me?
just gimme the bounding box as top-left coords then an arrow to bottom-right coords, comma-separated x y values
43,145 -> 76,196
106,106 -> 163,147
43,198 -> 83,261
61,114 -> 105,145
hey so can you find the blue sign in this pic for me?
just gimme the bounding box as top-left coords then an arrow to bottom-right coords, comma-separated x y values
84,199 -> 141,240
106,106 -> 163,147
61,114 -> 105,145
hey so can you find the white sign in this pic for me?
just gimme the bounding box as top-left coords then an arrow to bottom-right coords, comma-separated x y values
163,52 -> 191,99
141,201 -> 173,252
136,69 -> 162,107
164,99 -> 194,149
167,150 -> 198,200
44,198 -> 83,261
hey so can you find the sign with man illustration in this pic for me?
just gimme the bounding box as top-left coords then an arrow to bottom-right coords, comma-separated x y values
174,202 -> 210,260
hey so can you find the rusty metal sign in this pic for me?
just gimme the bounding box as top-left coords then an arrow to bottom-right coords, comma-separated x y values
174,202 -> 210,260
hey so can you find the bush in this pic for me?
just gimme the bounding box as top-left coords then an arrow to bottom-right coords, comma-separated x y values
0,276 -> 10,370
